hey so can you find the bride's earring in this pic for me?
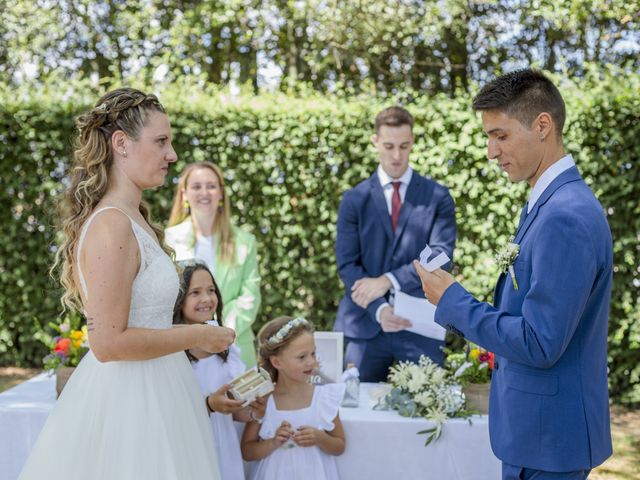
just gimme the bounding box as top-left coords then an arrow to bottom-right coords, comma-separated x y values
183,199 -> 190,211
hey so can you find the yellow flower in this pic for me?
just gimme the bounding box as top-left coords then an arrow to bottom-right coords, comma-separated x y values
70,330 -> 84,341
72,339 -> 83,348
469,349 -> 481,360
81,325 -> 88,338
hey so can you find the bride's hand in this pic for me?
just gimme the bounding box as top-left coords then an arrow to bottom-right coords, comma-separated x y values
196,324 -> 235,353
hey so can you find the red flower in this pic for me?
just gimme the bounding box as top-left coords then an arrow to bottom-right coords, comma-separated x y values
54,338 -> 71,355
487,352 -> 495,370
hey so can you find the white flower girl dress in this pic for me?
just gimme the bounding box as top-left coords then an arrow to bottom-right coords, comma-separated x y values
19,207 -> 221,480
250,383 -> 345,480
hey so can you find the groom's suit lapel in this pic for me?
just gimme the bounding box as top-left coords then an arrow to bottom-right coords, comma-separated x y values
493,166 -> 583,305
513,166 -> 582,245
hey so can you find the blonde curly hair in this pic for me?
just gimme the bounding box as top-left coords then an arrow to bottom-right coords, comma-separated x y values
52,88 -> 170,311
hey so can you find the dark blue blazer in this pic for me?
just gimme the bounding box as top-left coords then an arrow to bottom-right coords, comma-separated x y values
334,171 -> 456,339
435,167 -> 613,471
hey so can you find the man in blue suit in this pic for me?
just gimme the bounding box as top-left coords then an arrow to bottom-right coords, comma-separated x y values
415,70 -> 613,479
334,106 -> 456,382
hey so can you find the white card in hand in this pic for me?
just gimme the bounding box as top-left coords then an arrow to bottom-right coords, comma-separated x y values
418,244 -> 451,272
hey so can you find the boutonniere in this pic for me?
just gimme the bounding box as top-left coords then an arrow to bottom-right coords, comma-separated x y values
495,237 -> 520,290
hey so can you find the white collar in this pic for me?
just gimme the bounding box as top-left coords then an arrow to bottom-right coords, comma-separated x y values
377,165 -> 413,187
528,154 -> 575,213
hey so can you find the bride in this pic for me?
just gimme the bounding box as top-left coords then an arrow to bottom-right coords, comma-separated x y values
20,88 -> 235,479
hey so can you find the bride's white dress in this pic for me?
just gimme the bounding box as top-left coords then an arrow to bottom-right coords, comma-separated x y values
19,207 -> 221,480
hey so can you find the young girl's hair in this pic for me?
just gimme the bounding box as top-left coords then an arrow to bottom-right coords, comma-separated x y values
166,161 -> 235,263
51,88 -> 170,312
257,316 -> 315,383
172,260 -> 228,362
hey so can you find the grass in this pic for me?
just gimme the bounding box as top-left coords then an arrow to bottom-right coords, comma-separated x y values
0,367 -> 40,392
592,405 -> 640,480
0,368 -> 638,478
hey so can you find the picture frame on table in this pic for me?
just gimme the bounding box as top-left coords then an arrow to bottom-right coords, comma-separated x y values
311,331 -> 344,384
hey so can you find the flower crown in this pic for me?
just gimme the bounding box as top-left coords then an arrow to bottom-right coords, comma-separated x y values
177,258 -> 207,269
267,317 -> 310,345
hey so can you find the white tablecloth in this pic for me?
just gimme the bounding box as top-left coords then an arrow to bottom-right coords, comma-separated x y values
0,374 -> 501,480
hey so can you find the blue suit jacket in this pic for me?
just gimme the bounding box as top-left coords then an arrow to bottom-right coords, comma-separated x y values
335,171 -> 456,339
435,166 -> 613,471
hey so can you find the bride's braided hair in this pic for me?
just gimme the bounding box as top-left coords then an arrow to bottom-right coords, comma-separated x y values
52,88 -> 170,312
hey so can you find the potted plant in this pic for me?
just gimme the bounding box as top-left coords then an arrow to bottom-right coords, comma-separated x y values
446,342 -> 494,414
41,312 -> 89,397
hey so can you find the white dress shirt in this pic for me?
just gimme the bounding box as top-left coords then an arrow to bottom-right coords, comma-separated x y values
378,165 -> 413,214
527,154 -> 575,213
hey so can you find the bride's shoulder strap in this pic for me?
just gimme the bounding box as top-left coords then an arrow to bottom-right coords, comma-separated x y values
76,206 -> 134,300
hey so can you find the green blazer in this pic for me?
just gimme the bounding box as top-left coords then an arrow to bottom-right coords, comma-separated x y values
165,219 -> 261,367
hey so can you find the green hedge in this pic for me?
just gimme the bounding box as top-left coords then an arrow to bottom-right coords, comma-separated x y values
1,76 -> 638,403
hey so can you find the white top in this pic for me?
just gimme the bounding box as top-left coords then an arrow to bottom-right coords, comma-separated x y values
191,325 -> 246,480
251,383 -> 345,480
194,234 -> 216,271
377,165 -> 413,214
527,154 -> 575,213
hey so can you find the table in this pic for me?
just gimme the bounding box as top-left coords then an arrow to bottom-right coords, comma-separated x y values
0,374 -> 54,480
0,374 -> 501,480
338,383 -> 500,479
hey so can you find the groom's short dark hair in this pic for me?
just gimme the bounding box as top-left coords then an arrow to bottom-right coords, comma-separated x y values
472,69 -> 566,138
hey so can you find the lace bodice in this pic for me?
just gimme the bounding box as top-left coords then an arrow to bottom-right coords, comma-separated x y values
77,207 -> 179,329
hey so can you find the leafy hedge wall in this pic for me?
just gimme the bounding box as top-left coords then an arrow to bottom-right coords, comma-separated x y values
1,75 -> 638,402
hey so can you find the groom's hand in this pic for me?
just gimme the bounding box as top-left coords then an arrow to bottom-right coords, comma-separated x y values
413,260 -> 456,305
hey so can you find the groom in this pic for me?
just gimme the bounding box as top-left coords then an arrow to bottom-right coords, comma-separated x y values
414,69 -> 613,479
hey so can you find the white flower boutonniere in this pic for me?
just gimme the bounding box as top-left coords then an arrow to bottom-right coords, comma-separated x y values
495,237 -> 520,290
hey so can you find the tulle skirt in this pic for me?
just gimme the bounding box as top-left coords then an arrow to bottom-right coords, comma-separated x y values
19,351 -> 220,480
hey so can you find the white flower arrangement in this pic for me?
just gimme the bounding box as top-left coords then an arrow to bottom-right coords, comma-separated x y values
495,236 -> 520,290
267,317 -> 310,345
374,355 -> 467,446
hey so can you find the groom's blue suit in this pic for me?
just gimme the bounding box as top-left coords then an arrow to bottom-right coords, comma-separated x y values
435,166 -> 613,472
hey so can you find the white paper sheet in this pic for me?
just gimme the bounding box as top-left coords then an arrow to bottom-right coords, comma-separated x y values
394,290 -> 446,341
419,244 -> 451,272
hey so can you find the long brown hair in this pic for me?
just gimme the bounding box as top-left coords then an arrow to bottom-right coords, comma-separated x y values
172,261 -> 228,362
167,161 -> 235,263
51,88 -> 170,312
257,316 -> 315,383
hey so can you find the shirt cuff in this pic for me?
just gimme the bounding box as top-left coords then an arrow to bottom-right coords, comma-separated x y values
385,273 -> 401,292
376,303 -> 391,323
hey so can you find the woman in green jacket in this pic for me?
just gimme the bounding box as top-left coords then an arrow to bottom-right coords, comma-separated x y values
165,161 -> 260,367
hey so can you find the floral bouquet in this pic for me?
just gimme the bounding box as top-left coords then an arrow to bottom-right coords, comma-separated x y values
42,312 -> 89,371
374,355 -> 467,445
446,342 -> 494,386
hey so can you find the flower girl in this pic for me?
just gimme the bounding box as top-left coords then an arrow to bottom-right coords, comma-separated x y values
173,260 -> 266,480
241,316 -> 345,480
